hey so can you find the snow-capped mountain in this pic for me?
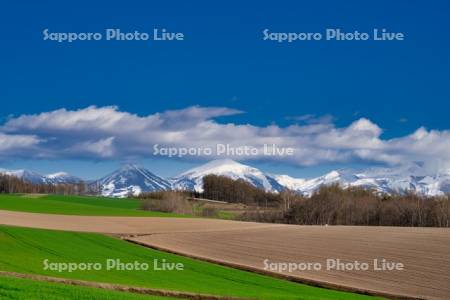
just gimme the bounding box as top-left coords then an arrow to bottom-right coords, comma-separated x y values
274,171 -> 342,196
44,172 -> 84,185
0,169 -> 46,184
343,166 -> 450,197
0,168 -> 82,185
2,160 -> 449,197
91,164 -> 171,197
172,159 -> 284,193
277,166 -> 450,197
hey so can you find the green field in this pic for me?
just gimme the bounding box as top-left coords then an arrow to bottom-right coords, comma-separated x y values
0,276 -> 176,300
0,225 -> 376,300
0,194 -> 186,217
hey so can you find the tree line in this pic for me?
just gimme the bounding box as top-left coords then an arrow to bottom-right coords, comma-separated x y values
201,174 -> 449,227
201,174 -> 280,206
0,174 -> 86,195
283,184 -> 449,227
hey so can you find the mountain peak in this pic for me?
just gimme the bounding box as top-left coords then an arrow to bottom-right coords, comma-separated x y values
173,159 -> 282,193
177,159 -> 248,177
324,170 -> 340,180
46,172 -> 69,178
93,164 -> 170,197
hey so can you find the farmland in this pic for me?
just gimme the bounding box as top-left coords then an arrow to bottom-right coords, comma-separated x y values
0,224 -> 372,300
0,194 -> 185,217
0,193 -> 449,299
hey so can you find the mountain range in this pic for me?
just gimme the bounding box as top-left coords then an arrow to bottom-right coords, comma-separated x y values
2,159 -> 450,198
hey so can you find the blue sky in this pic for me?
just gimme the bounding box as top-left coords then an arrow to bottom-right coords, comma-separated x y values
0,0 -> 449,179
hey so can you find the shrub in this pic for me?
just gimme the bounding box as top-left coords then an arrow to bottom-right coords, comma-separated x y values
139,191 -> 192,214
200,206 -> 219,218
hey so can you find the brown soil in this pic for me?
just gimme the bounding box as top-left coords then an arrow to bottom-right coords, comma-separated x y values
0,210 -> 276,234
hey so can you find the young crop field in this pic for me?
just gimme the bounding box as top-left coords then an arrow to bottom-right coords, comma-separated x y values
0,194 -> 186,217
0,275 -> 177,300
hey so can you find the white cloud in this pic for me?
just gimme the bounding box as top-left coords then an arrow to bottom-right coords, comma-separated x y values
0,133 -> 40,152
1,105 -> 449,172
70,137 -> 116,158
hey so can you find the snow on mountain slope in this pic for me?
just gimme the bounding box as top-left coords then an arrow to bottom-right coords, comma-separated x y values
346,167 -> 450,197
44,172 -> 83,184
91,164 -> 171,197
172,159 -> 284,193
273,174 -> 306,191
287,170 -> 344,196
279,166 -> 450,197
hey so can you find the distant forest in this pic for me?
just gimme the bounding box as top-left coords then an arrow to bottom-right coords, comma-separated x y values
0,174 -> 86,195
200,174 -> 450,227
